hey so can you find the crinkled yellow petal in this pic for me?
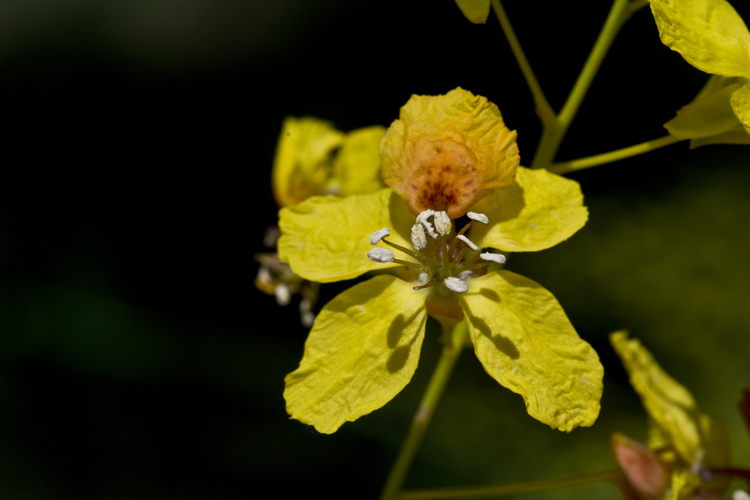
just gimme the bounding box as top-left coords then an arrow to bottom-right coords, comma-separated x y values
272,117 -> 344,207
461,271 -> 603,432
278,188 -> 413,283
665,75 -> 744,139
730,83 -> 750,135
454,0 -> 491,24
610,331 -> 702,464
328,126 -> 387,197
470,167 -> 588,253
650,0 -> 750,79
380,87 -> 519,218
284,275 -> 428,434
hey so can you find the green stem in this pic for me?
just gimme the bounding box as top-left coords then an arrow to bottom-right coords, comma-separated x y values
547,135 -> 682,174
397,469 -> 624,500
490,0 -> 555,127
530,0 -> 631,169
379,321 -> 470,500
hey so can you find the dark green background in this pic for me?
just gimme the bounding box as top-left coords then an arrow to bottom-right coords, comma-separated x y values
1,1 -> 748,498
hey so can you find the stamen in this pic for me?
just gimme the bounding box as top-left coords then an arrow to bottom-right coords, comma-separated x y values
456,234 -> 478,251
416,209 -> 435,223
370,227 -> 391,245
368,247 -> 395,263
434,211 -> 452,236
416,210 -> 437,238
275,284 -> 291,306
467,212 -> 489,224
444,276 -> 468,293
411,223 -> 427,251
480,252 -> 506,264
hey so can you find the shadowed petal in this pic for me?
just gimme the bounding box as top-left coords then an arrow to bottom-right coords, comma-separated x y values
331,126 -> 387,196
665,75 -> 745,140
272,117 -> 344,207
284,275 -> 428,434
730,84 -> 750,135
460,271 -> 603,431
278,189 -> 414,283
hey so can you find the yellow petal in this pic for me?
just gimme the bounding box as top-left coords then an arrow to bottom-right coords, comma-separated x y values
650,0 -> 750,79
461,271 -> 603,431
380,87 -> 519,218
329,126 -> 387,197
610,331 -> 702,464
454,0 -> 491,24
689,123 -> 750,147
284,275 -> 428,434
665,75 -> 744,139
470,167 -> 588,252
278,189 -> 414,283
272,117 -> 344,207
730,83 -> 750,135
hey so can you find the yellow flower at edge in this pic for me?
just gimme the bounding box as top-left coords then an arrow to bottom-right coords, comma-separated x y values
650,0 -> 750,147
258,117 -> 387,323
272,116 -> 386,207
610,331 -> 732,500
278,88 -> 603,434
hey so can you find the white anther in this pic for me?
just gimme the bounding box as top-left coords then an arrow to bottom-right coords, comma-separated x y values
467,212 -> 489,224
416,210 -> 438,238
732,490 -> 750,500
444,276 -> 468,293
368,247 -> 395,263
456,234 -> 478,251
434,211 -> 452,236
274,284 -> 291,306
370,227 -> 391,245
256,266 -> 272,284
416,209 -> 435,223
480,252 -> 506,264
411,223 -> 427,251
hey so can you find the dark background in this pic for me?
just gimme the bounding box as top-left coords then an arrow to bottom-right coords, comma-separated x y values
1,1 -> 748,498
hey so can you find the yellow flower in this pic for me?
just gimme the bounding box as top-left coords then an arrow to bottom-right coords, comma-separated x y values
259,118 -> 387,324
610,331 -> 732,500
650,0 -> 750,147
278,88 -> 603,434
272,116 -> 386,207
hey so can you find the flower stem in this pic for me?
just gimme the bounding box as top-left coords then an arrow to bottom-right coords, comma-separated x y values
530,0 -> 632,169
379,321 -> 470,500
490,0 -> 555,128
397,469 -> 624,500
547,135 -> 682,174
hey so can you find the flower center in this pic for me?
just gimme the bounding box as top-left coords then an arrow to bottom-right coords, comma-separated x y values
367,210 -> 506,293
